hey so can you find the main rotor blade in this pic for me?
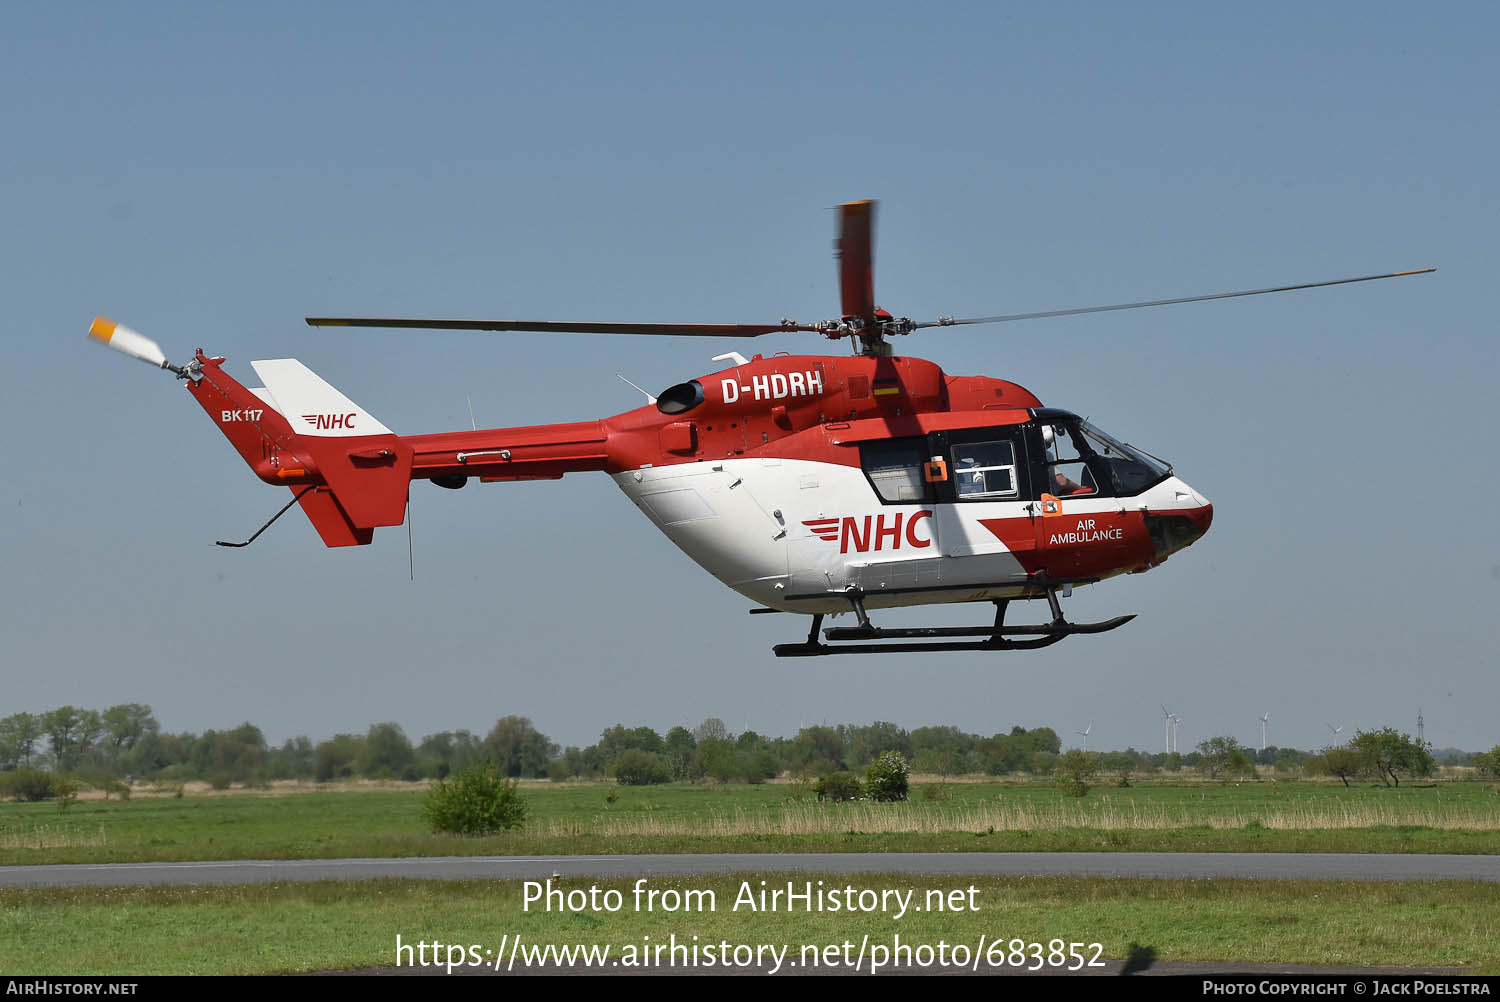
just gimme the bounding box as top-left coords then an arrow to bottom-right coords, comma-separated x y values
305,318 -> 823,337
915,269 -> 1435,329
837,200 -> 876,324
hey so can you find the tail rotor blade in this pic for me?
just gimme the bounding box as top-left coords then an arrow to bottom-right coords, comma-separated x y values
88,316 -> 171,369
837,200 -> 876,324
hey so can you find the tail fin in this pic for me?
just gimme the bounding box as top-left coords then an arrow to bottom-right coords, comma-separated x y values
248,359 -> 393,438
184,352 -> 411,546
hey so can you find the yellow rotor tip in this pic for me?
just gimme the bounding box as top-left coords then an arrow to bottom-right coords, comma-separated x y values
88,315 -> 117,342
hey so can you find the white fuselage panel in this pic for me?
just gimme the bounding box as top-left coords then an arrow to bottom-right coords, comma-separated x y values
613,459 -> 1206,614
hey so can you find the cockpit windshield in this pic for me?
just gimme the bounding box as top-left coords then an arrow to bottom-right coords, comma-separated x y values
1077,420 -> 1171,495
1039,417 -> 1171,498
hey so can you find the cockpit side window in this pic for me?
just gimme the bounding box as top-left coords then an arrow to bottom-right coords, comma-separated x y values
1040,422 -> 1099,497
1043,423 -> 1083,464
1046,461 -> 1098,497
859,438 -> 934,504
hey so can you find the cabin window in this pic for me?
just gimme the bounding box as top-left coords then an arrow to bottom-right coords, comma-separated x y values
951,440 -> 1019,499
859,438 -> 933,503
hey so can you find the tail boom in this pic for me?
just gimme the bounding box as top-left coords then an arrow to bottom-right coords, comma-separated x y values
187,352 -> 609,546
403,423 -> 610,484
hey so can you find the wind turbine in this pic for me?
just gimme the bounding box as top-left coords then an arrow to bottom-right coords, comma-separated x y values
1326,722 -> 1344,742
1161,706 -> 1173,754
1077,722 -> 1092,751
1170,713 -> 1182,754
1259,712 -> 1270,752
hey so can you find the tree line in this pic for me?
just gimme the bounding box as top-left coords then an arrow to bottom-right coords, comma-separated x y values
0,706 -> 1065,787
2,704 -> 1494,791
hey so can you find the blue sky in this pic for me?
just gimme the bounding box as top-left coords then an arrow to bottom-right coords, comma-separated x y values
2,2 -> 1495,753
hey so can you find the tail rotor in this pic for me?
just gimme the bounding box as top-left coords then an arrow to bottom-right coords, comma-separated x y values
87,315 -> 198,379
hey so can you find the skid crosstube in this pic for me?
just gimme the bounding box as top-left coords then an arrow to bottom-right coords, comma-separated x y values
769,597 -> 1135,657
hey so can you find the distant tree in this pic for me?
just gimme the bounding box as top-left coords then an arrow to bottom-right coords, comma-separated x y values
191,723 -> 266,782
814,772 -> 862,802
1317,746 -> 1364,788
424,764 -> 527,836
741,744 -> 782,784
976,733 -> 1023,775
74,709 -> 106,769
101,704 -> 158,766
1055,749 -> 1099,797
664,727 -> 698,780
127,730 -> 194,779
789,726 -> 846,774
359,722 -> 416,779
1025,727 -> 1063,759
43,706 -> 85,772
864,751 -> 910,802
0,767 -> 62,802
266,737 -> 316,780
557,745 -> 590,779
910,725 -> 976,762
610,749 -> 672,786
1030,749 -> 1059,776
1472,746 -> 1500,780
844,722 -> 911,769
693,737 -> 737,782
0,713 -> 42,769
598,724 -> 664,760
416,730 -> 481,779
1196,736 -> 1254,780
1274,747 -> 1310,774
692,718 -> 728,743
911,747 -> 966,780
727,731 -> 781,783
315,733 -> 365,782
978,727 -> 1061,774
483,717 -> 557,778
1350,728 -> 1434,788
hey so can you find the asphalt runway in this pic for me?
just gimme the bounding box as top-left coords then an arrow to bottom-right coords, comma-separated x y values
4,852 -> 1499,888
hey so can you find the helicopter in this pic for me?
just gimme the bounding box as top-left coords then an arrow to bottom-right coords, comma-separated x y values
88,200 -> 1431,656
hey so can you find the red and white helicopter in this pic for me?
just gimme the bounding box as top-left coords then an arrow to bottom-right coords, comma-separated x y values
89,201 -> 1430,656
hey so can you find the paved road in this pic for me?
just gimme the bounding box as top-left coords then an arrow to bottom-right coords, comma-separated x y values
3,852 -> 1499,888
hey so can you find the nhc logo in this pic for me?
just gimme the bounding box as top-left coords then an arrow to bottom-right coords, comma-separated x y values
803,511 -> 933,554
303,412 -> 357,431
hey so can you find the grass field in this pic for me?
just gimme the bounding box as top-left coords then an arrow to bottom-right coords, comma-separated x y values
2,874 -> 1494,975
2,779 -> 1498,864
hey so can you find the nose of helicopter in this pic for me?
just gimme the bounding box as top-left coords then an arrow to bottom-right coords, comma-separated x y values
1185,499 -> 1214,538
1145,488 -> 1213,563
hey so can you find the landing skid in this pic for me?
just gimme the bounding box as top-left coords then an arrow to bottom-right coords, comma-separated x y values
770,592 -> 1134,657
